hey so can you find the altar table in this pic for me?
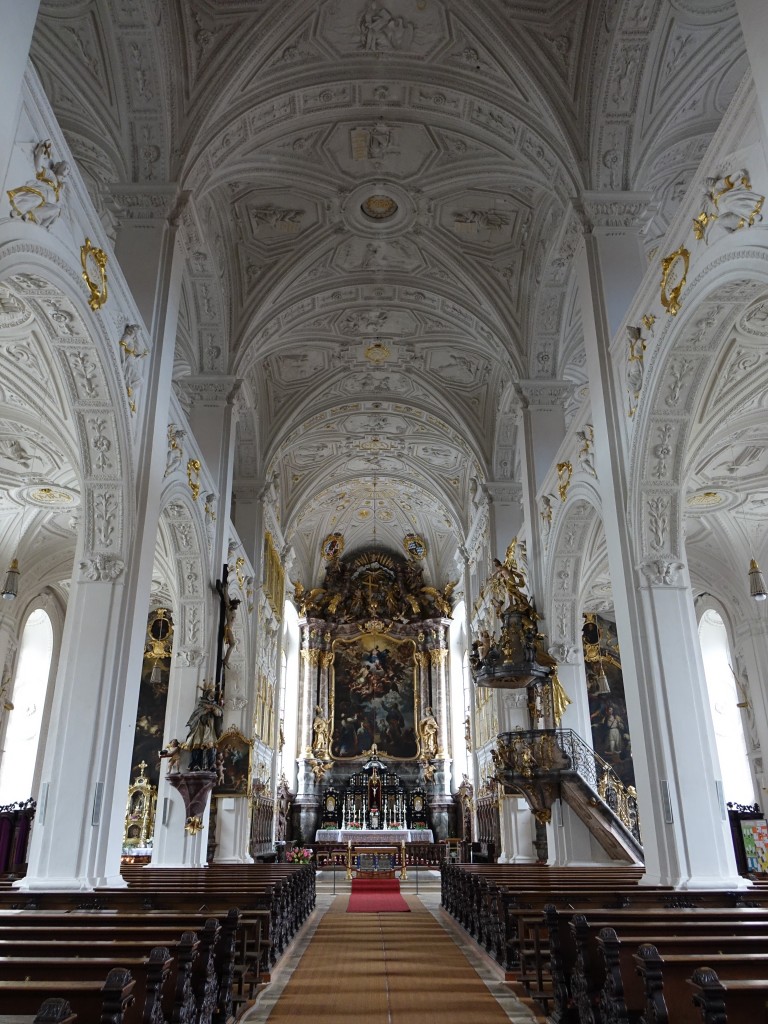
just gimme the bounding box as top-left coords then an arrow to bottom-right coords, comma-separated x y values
315,828 -> 434,844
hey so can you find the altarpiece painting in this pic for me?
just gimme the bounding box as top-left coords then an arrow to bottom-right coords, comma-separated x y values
331,633 -> 418,759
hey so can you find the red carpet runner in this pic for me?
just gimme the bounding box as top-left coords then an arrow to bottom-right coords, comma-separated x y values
347,878 -> 411,913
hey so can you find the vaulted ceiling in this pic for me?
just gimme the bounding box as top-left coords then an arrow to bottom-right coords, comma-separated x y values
30,0 -> 748,586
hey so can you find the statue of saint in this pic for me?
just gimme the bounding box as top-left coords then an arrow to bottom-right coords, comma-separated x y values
312,705 -> 332,761
185,683 -> 223,770
118,323 -> 149,413
418,707 -> 439,760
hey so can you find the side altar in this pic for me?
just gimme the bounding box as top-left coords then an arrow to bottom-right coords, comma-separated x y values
291,542 -> 458,844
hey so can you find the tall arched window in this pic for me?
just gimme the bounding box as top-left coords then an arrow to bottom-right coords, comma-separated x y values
698,608 -> 754,805
0,608 -> 54,804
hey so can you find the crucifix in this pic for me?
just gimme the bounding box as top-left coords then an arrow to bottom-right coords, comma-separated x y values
215,564 -> 241,701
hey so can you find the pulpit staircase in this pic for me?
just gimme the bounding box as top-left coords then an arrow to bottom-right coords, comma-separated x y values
495,728 -> 644,864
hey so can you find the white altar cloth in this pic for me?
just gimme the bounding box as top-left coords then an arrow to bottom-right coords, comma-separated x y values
315,828 -> 434,844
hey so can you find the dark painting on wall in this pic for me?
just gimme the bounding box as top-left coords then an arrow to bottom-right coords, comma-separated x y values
583,613 -> 636,789
131,656 -> 170,790
331,633 -> 418,760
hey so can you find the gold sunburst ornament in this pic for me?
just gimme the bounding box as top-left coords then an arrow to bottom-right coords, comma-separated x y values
81,237 -> 108,311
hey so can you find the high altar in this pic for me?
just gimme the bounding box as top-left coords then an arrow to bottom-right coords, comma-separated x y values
292,543 -> 457,844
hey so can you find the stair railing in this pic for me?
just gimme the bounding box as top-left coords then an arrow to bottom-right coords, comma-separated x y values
496,728 -> 642,848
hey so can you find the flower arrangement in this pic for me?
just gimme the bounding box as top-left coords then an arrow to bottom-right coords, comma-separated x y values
286,847 -> 314,864
388,821 -> 403,829
347,821 -> 363,829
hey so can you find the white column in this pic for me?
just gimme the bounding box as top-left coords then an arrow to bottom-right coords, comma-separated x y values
555,652 -> 592,744
515,383 -> 572,605
0,4 -> 40,190
498,796 -> 537,864
152,653 -> 208,868
575,199 -> 743,888
736,1 -> 768,146
177,376 -> 248,862
22,191 -> 184,889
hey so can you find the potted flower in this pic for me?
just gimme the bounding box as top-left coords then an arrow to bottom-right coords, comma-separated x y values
388,821 -> 403,829
347,820 -> 362,830
286,847 -> 314,864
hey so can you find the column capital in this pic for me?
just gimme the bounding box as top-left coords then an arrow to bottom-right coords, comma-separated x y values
637,555 -> 687,588
486,481 -> 523,505
515,379 -> 574,409
576,191 -> 655,232
174,375 -> 243,409
548,642 -> 583,666
107,184 -> 189,228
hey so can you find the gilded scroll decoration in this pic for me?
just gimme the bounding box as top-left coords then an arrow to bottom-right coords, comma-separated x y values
660,245 -> 689,316
80,238 -> 109,311
186,458 -> 201,500
556,461 -> 572,501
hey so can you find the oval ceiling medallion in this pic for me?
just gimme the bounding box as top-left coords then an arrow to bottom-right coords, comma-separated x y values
361,194 -> 398,220
18,484 -> 80,509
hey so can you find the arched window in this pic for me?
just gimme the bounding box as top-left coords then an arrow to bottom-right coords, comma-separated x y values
698,608 -> 754,805
0,608 -> 54,804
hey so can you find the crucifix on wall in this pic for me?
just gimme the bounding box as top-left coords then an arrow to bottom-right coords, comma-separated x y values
215,564 -> 241,698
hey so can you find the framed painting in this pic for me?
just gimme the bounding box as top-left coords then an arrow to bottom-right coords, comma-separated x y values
741,819 -> 768,873
214,725 -> 252,798
331,633 -> 418,760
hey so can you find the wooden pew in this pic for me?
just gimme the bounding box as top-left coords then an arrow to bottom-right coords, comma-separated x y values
636,945 -> 768,1024
689,965 -> 768,1024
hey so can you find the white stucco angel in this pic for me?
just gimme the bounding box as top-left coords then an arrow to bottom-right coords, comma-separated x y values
118,323 -> 149,414
693,169 -> 764,243
8,140 -> 70,228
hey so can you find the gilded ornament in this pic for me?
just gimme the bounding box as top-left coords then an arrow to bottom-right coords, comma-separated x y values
364,340 -> 391,362
80,238 -> 109,311
641,313 -> 656,332
186,458 -> 201,500
29,487 -> 73,505
184,815 -> 204,835
556,461 -> 573,502
403,533 -> 427,560
659,245 -> 689,316
321,532 -> 344,560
